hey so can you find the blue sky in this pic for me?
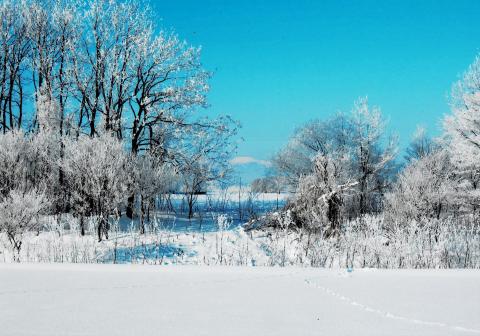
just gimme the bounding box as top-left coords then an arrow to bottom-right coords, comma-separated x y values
152,0 -> 480,182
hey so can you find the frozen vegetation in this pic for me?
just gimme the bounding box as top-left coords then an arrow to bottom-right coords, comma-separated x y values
1,206 -> 479,269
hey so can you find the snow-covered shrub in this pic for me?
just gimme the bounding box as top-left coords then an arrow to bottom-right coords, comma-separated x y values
0,130 -> 33,195
132,153 -> 177,233
252,213 -> 480,269
0,188 -> 50,259
291,154 -> 355,236
385,149 -> 454,226
62,133 -> 132,240
216,214 -> 231,264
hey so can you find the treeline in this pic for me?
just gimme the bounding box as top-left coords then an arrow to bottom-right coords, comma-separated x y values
0,0 -> 237,253
257,55 -> 480,268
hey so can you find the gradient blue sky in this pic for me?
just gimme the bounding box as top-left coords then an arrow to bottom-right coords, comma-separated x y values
152,0 -> 480,180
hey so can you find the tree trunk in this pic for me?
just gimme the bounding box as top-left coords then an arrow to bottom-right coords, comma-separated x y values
126,195 -> 135,219
139,196 -> 145,234
188,193 -> 194,219
80,215 -> 85,236
126,135 -> 139,219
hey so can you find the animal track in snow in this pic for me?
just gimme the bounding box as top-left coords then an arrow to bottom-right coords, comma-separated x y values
304,277 -> 480,334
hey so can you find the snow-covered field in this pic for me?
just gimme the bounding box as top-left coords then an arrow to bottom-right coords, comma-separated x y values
1,264 -> 479,336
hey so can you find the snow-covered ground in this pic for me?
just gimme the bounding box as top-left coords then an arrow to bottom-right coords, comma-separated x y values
0,264 -> 479,336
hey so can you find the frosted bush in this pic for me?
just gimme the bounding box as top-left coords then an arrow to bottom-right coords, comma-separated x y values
0,188 -> 50,260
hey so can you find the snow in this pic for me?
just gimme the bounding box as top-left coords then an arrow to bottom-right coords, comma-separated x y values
0,265 -> 479,336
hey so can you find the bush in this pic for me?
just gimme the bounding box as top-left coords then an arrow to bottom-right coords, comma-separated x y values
0,188 -> 50,259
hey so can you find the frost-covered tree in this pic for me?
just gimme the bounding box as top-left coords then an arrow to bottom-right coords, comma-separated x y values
405,126 -> 437,162
451,54 -> 480,108
273,98 -> 397,225
446,55 -> 480,170
444,53 -> 480,210
69,0 -> 210,143
0,0 -> 236,226
0,0 -> 212,141
27,0 -> 79,131
251,175 -> 286,194
30,86 -> 70,213
349,97 -> 398,216
67,0 -> 216,219
0,0 -> 30,132
72,0 -> 145,137
272,113 -> 352,189
36,86 -> 61,134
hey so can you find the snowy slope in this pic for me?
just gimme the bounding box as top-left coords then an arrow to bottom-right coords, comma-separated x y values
0,265 -> 479,336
